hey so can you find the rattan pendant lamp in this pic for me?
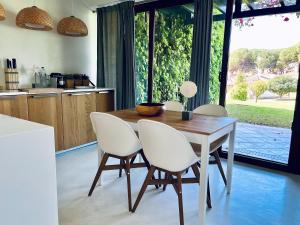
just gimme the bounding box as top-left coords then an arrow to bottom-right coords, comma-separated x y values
0,3 -> 6,21
57,0 -> 88,37
16,0 -> 53,31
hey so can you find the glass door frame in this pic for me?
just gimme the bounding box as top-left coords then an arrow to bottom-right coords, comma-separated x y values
218,0 -> 300,174
135,0 -> 300,174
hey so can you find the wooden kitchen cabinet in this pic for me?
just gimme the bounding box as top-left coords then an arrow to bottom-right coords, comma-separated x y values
96,90 -> 115,112
27,93 -> 64,151
0,95 -> 28,120
62,92 -> 96,149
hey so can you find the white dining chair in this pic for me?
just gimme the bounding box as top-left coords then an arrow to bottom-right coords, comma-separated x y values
163,101 -> 184,112
132,119 -> 211,225
88,112 -> 150,211
192,104 -> 228,185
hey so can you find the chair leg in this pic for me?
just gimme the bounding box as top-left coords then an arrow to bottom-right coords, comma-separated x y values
130,155 -> 137,164
88,153 -> 109,196
207,177 -> 212,209
132,166 -> 156,212
118,159 -> 123,178
140,151 -> 159,189
177,173 -> 184,225
140,151 -> 150,168
158,170 -> 162,187
125,157 -> 132,211
212,151 -> 227,185
163,172 -> 169,191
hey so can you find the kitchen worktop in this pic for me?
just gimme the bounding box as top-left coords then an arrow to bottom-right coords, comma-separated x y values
0,90 -> 27,96
0,87 -> 114,96
63,87 -> 114,93
0,114 -> 52,137
0,114 -> 58,225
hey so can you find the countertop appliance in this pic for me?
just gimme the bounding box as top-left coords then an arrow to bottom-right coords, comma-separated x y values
50,73 -> 94,89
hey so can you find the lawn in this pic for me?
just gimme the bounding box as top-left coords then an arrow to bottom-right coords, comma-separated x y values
226,99 -> 295,128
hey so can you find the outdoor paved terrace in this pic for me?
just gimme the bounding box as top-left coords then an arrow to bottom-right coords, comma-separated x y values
224,122 -> 291,164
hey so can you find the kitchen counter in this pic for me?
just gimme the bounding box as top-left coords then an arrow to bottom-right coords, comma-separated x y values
0,87 -> 115,151
63,87 -> 114,93
0,87 -> 114,96
0,115 -> 58,225
0,90 -> 27,96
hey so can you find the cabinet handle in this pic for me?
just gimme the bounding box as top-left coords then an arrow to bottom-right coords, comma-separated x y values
31,93 -> 58,98
97,91 -> 109,94
68,92 -> 92,96
0,95 -> 17,99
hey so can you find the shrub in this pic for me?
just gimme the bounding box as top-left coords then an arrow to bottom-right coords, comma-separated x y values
268,76 -> 297,98
251,80 -> 268,102
135,12 -> 225,104
230,73 -> 248,101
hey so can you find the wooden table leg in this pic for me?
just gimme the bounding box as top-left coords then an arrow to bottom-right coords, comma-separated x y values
227,122 -> 236,194
199,136 -> 210,225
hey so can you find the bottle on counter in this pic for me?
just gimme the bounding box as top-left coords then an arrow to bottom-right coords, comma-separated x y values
40,67 -> 49,87
33,65 -> 40,88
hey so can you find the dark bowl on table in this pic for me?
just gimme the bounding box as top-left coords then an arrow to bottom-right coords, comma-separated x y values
135,103 -> 165,116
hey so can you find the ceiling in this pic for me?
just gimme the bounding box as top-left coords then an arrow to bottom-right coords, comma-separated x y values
83,0 -> 145,9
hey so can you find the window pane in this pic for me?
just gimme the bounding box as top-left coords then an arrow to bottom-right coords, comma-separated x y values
135,3 -> 225,104
135,12 -> 149,104
222,13 -> 300,164
153,5 -> 193,103
210,20 -> 225,103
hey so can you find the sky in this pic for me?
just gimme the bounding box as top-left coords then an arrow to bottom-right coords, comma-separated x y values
230,13 -> 300,52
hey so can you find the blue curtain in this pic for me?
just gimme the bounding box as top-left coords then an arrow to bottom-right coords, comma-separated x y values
97,1 -> 136,109
188,0 -> 213,110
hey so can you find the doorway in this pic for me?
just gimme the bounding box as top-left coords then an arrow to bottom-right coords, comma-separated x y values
219,1 -> 300,174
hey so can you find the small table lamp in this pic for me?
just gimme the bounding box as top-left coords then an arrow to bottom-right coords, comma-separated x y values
180,81 -> 197,120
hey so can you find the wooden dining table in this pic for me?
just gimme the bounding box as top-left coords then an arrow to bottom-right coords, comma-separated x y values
108,109 -> 237,225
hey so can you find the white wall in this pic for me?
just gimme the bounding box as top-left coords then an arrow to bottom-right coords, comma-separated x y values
0,0 -> 97,88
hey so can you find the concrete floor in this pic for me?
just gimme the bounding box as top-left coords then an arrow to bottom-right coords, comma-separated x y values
56,144 -> 300,225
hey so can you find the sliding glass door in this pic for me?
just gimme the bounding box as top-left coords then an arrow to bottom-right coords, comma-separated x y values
135,1 -> 226,104
218,0 -> 300,174
134,0 -> 300,174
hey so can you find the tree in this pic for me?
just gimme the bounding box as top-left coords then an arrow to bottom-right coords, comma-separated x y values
230,73 -> 248,101
277,47 -> 298,71
229,49 -> 256,73
255,50 -> 279,73
269,76 -> 297,98
251,80 -> 268,102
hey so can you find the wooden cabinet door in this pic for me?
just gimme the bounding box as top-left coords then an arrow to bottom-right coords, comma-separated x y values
27,94 -> 63,151
0,95 -> 28,120
62,92 -> 96,149
96,90 -> 115,112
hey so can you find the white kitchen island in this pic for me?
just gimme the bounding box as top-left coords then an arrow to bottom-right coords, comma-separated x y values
0,114 -> 58,225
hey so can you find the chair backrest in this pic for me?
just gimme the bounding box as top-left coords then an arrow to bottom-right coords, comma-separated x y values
90,112 -> 141,157
193,104 -> 228,117
138,119 -> 199,172
163,101 -> 184,112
